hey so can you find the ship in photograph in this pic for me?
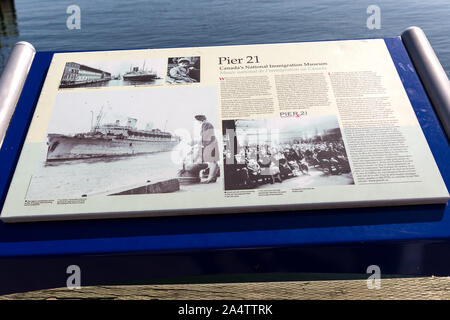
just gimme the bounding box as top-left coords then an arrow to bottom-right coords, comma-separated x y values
123,62 -> 158,81
46,109 -> 179,161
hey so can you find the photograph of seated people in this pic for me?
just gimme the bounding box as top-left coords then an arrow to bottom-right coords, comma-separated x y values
222,118 -> 353,190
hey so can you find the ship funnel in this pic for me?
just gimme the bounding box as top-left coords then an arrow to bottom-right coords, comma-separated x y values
145,122 -> 153,131
127,117 -> 137,128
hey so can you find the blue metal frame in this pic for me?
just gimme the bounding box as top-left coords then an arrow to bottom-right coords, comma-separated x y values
0,38 -> 448,271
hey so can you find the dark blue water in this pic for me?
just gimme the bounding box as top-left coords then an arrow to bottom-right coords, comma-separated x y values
0,0 -> 449,75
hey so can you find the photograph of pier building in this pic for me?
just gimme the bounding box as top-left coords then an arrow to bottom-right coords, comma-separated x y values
59,62 -> 112,88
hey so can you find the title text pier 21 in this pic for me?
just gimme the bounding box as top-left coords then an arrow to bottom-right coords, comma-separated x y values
219,56 -> 260,65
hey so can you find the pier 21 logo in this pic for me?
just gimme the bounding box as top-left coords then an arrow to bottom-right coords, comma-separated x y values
280,111 -> 307,119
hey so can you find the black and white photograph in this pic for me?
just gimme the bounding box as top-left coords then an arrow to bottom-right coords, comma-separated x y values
59,58 -> 165,89
166,57 -> 200,84
222,115 -> 354,190
26,86 -> 220,199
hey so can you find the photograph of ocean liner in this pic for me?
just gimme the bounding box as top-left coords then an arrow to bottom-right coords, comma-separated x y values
46,109 -> 179,161
222,115 -> 354,190
59,58 -> 165,88
26,86 -> 220,199
166,57 -> 200,84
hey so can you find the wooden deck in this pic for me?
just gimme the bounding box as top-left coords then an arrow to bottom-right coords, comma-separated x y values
2,276 -> 450,300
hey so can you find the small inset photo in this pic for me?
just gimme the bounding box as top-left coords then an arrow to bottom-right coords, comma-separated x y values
166,57 -> 200,84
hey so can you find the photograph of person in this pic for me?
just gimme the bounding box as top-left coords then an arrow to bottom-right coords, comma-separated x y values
166,56 -> 200,84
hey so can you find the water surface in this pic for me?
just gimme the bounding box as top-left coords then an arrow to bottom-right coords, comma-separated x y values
0,0 -> 449,75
